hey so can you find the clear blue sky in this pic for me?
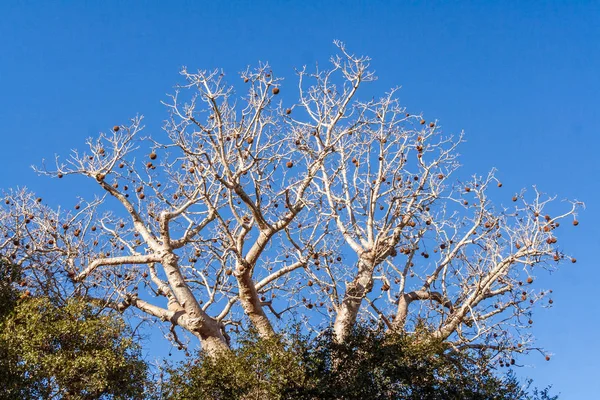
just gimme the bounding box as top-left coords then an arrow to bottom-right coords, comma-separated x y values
1,1 -> 598,397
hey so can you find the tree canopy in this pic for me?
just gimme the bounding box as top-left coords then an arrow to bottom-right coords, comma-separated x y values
0,260 -> 147,399
0,43 -> 581,396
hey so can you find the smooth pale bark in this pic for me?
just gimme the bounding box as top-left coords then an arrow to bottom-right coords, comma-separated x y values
237,271 -> 275,338
160,251 -> 229,353
333,258 -> 375,343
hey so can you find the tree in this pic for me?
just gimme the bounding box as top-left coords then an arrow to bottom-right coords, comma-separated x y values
161,324 -> 558,400
0,260 -> 148,399
0,41 -> 582,364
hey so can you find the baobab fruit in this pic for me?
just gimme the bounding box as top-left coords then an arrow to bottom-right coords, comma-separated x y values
573,220 -> 579,226
244,77 -> 249,83
336,256 -> 342,261
75,204 -> 80,210
36,197 -> 42,203
139,193 -> 145,199
246,137 -> 254,144
149,152 -> 157,160
286,161 -> 293,168
147,162 -> 153,168
465,187 -> 470,192
119,162 -> 125,168
286,108 -> 292,115
438,174 -> 444,179
58,173 -> 63,178
420,119 -> 426,125
62,224 -> 69,230
272,87 -> 280,95
548,299 -> 554,304
528,319 -> 533,325
527,277 -> 533,284
545,355 -> 550,361
512,196 -> 518,202
571,258 -> 577,263
307,280 -> 313,287
113,125 -> 120,132
382,282 -> 390,291
429,122 -> 435,128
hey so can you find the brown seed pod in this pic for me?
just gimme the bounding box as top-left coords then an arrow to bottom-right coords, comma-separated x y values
429,122 -> 435,128
512,196 -> 518,202
497,182 -> 502,187
420,119 -> 426,125
527,277 -> 533,284
286,108 -> 292,115
286,161 -> 293,168
573,220 -> 579,226
571,258 -> 577,263
58,173 -> 63,178
545,355 -> 550,361
272,87 -> 280,95
465,187 -> 470,192
113,125 -> 120,132
149,152 -> 157,160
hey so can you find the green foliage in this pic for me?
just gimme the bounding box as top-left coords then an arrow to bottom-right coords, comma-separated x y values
0,259 -> 20,318
161,325 -> 557,400
0,282 -> 148,399
162,330 -> 310,400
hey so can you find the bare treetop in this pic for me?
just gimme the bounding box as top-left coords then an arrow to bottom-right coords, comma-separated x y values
1,42 -> 582,362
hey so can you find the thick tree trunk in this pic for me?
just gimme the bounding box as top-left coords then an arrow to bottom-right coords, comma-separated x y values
333,258 -> 375,343
160,251 -> 229,353
237,270 -> 276,339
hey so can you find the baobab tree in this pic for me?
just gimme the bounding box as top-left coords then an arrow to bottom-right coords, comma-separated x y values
0,42 -> 582,362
